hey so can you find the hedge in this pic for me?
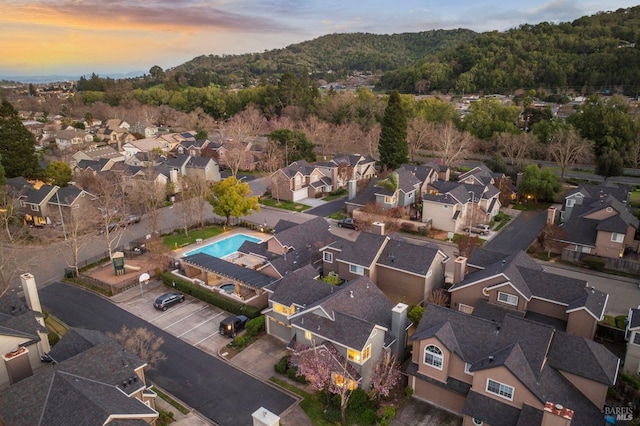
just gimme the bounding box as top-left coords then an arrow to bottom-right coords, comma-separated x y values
161,272 -> 262,318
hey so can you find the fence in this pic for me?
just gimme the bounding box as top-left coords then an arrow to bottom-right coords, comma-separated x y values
562,248 -> 640,276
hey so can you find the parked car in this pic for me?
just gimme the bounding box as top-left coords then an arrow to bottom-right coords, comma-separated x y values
337,218 -> 358,230
219,315 -> 249,337
153,292 -> 185,311
121,214 -> 141,226
464,224 -> 490,235
97,222 -> 118,235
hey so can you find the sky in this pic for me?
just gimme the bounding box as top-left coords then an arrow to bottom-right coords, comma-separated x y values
1,0 -> 638,79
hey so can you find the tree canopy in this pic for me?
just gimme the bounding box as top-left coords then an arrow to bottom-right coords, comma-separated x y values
209,177 -> 260,226
518,165 -> 561,203
268,129 -> 316,165
0,100 -> 41,179
378,91 -> 408,171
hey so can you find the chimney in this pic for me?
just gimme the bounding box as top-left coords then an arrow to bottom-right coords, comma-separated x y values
391,303 -> 409,360
453,257 -> 467,284
547,206 -> 557,225
21,273 -> 42,314
371,221 -> 385,235
3,347 -> 33,385
542,402 -> 574,426
348,179 -> 357,200
516,172 -> 523,189
20,273 -> 50,355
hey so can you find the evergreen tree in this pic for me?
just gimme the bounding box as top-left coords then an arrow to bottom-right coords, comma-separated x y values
378,91 -> 408,171
0,100 -> 41,178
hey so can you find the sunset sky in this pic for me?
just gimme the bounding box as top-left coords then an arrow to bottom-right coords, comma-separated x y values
1,0 -> 637,79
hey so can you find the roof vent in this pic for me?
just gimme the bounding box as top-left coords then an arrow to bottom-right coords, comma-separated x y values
555,404 -> 564,410
317,324 -> 321,331
488,356 -> 494,363
350,291 -> 354,298
122,381 -> 127,388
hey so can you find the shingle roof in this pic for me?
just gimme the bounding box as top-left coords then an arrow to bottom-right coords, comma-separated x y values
376,237 -> 443,276
0,293 -> 46,343
182,253 -> 276,289
410,305 -> 618,424
25,185 -> 57,205
462,391 -> 522,426
268,265 -> 333,307
337,232 -> 387,268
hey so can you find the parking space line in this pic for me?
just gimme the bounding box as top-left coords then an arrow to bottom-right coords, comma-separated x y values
148,301 -> 197,323
177,312 -> 225,337
194,331 -> 220,346
160,306 -> 208,330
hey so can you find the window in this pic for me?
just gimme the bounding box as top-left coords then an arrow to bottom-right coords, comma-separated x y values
273,303 -> 289,315
323,252 -> 333,263
384,196 -> 395,204
464,363 -> 474,375
486,379 -> 514,400
424,345 -> 443,370
566,199 -> 575,207
611,233 -> 625,243
349,264 -> 364,276
459,304 -> 474,314
305,330 -> 312,341
633,332 -> 640,346
348,345 -> 371,364
498,291 -> 518,306
30,204 -> 39,211
333,373 -> 357,390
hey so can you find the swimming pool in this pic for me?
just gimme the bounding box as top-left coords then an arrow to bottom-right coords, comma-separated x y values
184,234 -> 262,258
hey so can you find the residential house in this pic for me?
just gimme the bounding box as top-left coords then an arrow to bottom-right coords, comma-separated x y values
624,306 -> 640,375
122,137 -> 174,161
104,119 -> 130,131
344,168 -> 421,215
0,274 -> 50,388
320,232 -> 448,305
172,139 -> 211,158
399,163 -> 449,197
74,158 -> 118,174
20,184 -> 59,227
53,129 -> 93,151
218,140 -> 262,172
71,146 -> 125,168
558,183 -> 638,258
408,303 -> 619,426
129,123 -> 158,138
47,185 -> 98,226
265,266 -> 411,389
315,154 -> 376,189
270,160 -> 332,202
449,250 -> 608,340
0,326 -> 158,425
422,179 -> 500,234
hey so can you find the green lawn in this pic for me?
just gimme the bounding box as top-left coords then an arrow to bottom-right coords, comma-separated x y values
512,201 -> 553,211
630,190 -> 640,208
260,197 -> 312,212
163,227 -> 224,249
269,377 -> 334,426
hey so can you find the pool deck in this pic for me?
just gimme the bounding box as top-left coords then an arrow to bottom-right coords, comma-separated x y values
171,228 -> 269,260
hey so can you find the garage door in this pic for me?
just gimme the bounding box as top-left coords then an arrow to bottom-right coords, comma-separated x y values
267,316 -> 292,342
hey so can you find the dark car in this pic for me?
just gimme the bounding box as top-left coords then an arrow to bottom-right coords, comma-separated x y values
219,315 -> 249,337
121,214 -> 141,226
337,218 -> 358,230
153,292 -> 185,311
97,222 -> 118,235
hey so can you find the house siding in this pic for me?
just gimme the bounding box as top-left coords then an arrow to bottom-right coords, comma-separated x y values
558,370 -> 608,408
487,287 -> 526,311
422,201 -> 458,233
624,334 -> 640,374
415,338 -> 450,384
595,231 -> 624,258
471,366 -> 542,411
526,298 -> 567,320
566,309 -> 597,339
413,377 -> 466,413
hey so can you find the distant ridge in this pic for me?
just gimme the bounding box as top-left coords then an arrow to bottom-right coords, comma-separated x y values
0,71 -> 146,84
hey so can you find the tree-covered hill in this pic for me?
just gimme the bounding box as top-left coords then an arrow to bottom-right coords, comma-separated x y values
168,29 -> 478,87
378,6 -> 640,95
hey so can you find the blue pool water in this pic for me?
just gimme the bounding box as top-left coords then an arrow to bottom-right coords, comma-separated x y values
184,234 -> 261,258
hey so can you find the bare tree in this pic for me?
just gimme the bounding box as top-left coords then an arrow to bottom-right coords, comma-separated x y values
126,167 -> 167,236
496,132 -> 532,170
176,175 -> 211,236
426,122 -> 475,167
547,128 -> 593,181
261,139 -> 283,173
427,288 -> 449,306
109,326 -> 166,369
300,115 -> 331,159
457,234 -> 481,258
57,203 -> 96,276
91,172 -> 127,260
222,140 -> 248,177
540,222 -> 567,257
407,116 -> 430,162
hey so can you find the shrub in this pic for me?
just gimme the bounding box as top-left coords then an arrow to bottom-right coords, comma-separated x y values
615,315 -> 628,330
348,388 -> 370,413
379,406 -> 396,426
274,355 -> 289,374
246,316 -> 265,336
234,335 -> 248,348
620,371 -> 640,390
405,387 -> 414,399
324,407 -> 341,423
358,408 -> 377,425
161,273 -> 261,317
287,366 -> 307,383
582,256 -> 605,272
407,305 -> 425,325
48,332 -> 60,346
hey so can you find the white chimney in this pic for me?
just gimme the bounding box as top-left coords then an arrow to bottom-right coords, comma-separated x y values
391,303 -> 409,360
20,273 -> 41,314
348,180 -> 357,200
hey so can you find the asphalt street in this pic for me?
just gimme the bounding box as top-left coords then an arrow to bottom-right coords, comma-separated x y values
483,209 -> 548,255
39,282 -> 295,426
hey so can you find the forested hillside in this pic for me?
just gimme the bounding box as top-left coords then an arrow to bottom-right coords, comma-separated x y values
379,6 -> 640,95
169,29 -> 477,87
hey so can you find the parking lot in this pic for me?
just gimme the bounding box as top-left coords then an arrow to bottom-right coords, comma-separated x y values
117,282 -> 234,356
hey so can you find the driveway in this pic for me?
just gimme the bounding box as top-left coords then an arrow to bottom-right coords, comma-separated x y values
39,282 -> 296,426
483,209 -> 547,255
